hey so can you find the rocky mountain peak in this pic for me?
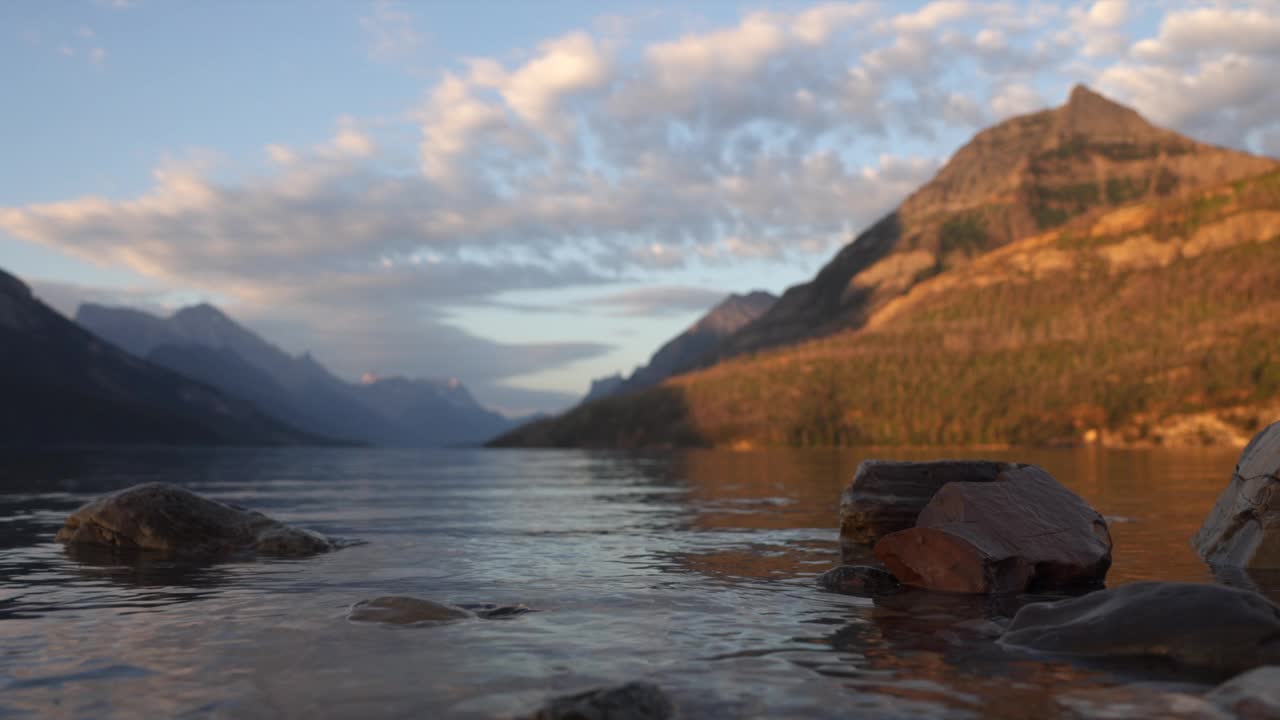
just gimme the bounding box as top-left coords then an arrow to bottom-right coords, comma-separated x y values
1053,84 -> 1166,145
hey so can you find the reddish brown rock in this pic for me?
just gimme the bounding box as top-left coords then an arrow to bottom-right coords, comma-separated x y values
873,465 -> 1111,593
839,460 -> 1016,550
1194,420 -> 1280,568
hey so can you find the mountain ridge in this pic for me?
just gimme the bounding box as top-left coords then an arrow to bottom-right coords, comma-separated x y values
0,267 -> 320,447
492,86 -> 1280,449
76,303 -> 514,446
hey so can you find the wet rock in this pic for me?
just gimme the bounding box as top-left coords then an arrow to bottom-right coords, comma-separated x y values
999,582 -> 1280,675
817,564 -> 901,596
839,460 -> 1015,549
347,596 -> 532,625
531,682 -> 674,720
1194,420 -> 1280,568
1205,666 -> 1280,719
55,482 -> 334,557
873,465 -> 1111,593
1055,687 -> 1229,720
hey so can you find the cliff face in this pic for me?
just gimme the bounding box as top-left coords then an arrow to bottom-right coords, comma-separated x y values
492,88 -> 1280,449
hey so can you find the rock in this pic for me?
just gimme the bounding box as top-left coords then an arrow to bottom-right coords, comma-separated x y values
1206,666 -> 1280,719
839,460 -> 1015,549
1055,687 -> 1229,720
816,564 -> 901,596
999,582 -> 1280,675
347,597 -> 533,625
873,465 -> 1111,593
1194,420 -> 1280,568
530,682 -> 674,720
55,482 -> 334,557
348,597 -> 473,625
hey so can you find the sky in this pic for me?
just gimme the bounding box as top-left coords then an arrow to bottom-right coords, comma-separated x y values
3,0 -> 1280,415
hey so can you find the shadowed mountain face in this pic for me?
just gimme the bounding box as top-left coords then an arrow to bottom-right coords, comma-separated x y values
585,291 -> 777,402
709,85 -> 1279,363
493,86 -> 1280,449
77,304 -> 513,447
0,269 -> 317,447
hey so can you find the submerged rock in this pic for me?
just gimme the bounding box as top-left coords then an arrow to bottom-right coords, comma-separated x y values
1055,687 -> 1228,720
1205,666 -> 1280,718
873,465 -> 1111,593
999,582 -> 1280,675
530,681 -> 674,720
817,564 -> 901,596
1194,420 -> 1280,568
347,596 -> 532,625
55,482 -> 334,557
840,460 -> 1016,549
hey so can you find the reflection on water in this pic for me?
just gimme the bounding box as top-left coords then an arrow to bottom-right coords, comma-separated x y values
0,445 -> 1273,718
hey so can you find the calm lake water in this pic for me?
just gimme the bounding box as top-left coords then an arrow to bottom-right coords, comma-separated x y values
0,446 -> 1274,719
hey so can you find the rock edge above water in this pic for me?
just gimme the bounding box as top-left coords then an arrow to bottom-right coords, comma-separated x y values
55,482 -> 336,557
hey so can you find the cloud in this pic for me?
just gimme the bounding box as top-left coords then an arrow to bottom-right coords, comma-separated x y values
8,2 -> 1280,411
1096,5 -> 1280,152
361,0 -> 424,63
590,286 -> 727,317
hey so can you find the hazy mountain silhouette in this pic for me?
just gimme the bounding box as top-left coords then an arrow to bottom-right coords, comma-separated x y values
77,303 -> 513,446
0,268 -> 318,447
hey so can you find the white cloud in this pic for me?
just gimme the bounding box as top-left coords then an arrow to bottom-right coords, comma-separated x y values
10,1 -> 1280,409
361,0 -> 424,63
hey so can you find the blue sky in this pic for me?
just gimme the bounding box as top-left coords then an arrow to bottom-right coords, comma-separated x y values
3,0 -> 1279,413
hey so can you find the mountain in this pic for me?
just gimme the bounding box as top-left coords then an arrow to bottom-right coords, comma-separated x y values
492,86 -> 1280,449
584,291 -> 777,401
0,268 -> 318,447
77,304 -> 513,446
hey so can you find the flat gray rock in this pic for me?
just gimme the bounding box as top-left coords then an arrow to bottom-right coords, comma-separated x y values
1194,420 -> 1280,568
55,482 -> 335,557
530,682 -> 674,720
1000,582 -> 1280,675
348,596 -> 532,626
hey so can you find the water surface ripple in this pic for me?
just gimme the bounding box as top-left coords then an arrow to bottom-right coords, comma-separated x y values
0,446 -> 1272,718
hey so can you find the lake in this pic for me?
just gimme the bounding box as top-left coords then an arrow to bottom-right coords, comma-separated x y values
0,446 -> 1273,718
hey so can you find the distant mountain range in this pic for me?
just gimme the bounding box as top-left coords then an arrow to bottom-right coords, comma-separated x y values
76,303 -> 514,447
0,269 -> 317,447
583,291 -> 776,402
493,85 -> 1280,449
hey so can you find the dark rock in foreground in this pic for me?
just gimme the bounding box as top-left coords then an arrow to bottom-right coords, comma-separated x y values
999,582 -> 1280,675
347,596 -> 532,625
530,682 -> 674,720
874,465 -> 1112,593
1195,420 -> 1280,568
55,482 -> 335,557
817,565 -> 901,596
839,460 -> 1015,549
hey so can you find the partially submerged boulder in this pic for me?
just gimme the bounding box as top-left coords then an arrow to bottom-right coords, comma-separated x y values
347,596 -> 532,626
999,582 -> 1280,675
530,681 -> 674,720
1194,420 -> 1280,567
1205,665 -> 1280,718
816,564 -> 901,596
55,482 -> 334,557
873,465 -> 1111,593
840,460 -> 1015,549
